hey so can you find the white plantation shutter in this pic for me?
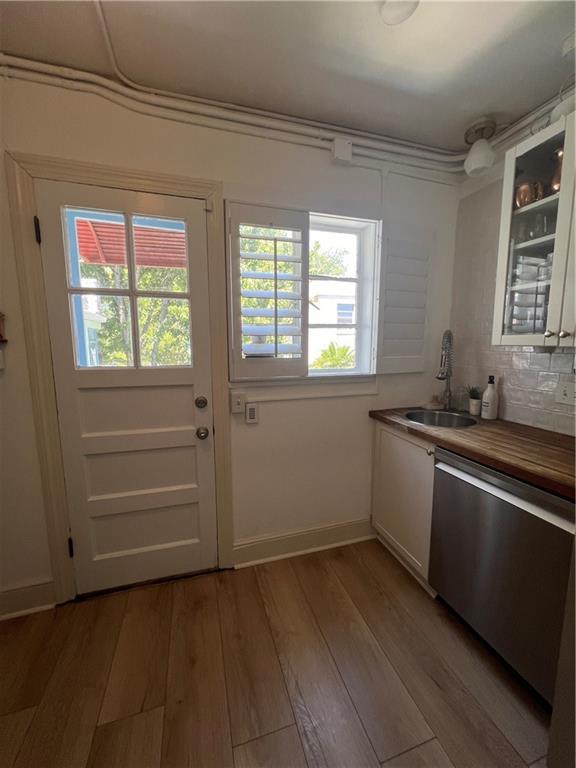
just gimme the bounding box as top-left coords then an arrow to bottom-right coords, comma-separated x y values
378,233 -> 431,373
377,172 -> 457,374
227,203 -> 309,380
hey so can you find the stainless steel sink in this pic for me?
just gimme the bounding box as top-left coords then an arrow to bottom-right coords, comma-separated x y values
405,410 -> 477,428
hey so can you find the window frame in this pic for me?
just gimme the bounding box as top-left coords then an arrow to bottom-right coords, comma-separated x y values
62,207 -> 194,370
227,202 -> 310,381
227,202 -> 380,382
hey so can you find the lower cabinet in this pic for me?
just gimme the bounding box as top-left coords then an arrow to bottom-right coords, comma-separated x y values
371,424 -> 434,579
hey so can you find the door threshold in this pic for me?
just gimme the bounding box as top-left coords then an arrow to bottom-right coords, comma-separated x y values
72,565 -> 232,603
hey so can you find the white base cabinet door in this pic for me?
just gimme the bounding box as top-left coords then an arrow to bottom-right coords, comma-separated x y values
371,424 -> 434,579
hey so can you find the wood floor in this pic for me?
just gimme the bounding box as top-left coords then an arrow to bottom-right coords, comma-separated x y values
0,540 -> 550,768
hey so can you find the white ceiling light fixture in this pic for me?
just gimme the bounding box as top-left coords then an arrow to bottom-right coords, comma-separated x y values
379,1 -> 420,26
550,93 -> 575,123
549,33 -> 575,124
464,118 -> 497,177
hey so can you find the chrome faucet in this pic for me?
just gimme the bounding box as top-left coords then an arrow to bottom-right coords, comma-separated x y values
436,330 -> 453,411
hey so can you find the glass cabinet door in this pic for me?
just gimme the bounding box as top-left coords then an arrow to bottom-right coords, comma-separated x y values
501,126 -> 566,339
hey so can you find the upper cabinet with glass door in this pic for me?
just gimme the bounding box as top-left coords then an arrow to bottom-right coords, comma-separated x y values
492,113 -> 575,347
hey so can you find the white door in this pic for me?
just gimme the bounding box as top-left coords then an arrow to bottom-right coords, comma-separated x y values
35,180 -> 218,593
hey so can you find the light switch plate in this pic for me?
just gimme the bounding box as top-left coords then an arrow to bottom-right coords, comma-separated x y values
555,378 -> 575,405
230,392 -> 246,414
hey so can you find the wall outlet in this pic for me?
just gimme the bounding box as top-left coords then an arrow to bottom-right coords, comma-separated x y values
245,403 -> 259,424
555,378 -> 575,405
230,392 -> 246,414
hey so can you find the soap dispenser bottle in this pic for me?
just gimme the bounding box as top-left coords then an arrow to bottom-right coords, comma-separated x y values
481,375 -> 499,420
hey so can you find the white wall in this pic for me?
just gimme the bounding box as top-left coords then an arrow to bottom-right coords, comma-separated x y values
0,79 -> 54,601
0,77 -> 458,604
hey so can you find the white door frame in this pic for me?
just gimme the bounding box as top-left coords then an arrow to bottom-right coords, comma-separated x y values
5,151 -> 233,602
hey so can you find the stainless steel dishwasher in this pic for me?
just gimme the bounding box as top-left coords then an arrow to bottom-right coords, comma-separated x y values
429,448 -> 575,703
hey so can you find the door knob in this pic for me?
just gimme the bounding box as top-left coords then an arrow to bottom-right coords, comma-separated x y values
196,426 -> 210,440
195,396 -> 208,409
543,330 -> 556,338
558,330 -> 571,339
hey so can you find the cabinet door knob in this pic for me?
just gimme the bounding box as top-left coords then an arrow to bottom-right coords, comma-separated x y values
544,329 -> 556,338
195,395 -> 208,408
558,330 -> 572,339
196,427 -> 210,440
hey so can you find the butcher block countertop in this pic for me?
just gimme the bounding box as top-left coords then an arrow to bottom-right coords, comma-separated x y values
369,408 -> 575,500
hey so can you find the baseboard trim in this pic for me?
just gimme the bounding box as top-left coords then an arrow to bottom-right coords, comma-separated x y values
0,580 -> 57,620
233,518 -> 376,568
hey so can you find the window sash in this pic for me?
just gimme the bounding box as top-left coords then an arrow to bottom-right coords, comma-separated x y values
308,216 -> 378,376
227,202 -> 309,381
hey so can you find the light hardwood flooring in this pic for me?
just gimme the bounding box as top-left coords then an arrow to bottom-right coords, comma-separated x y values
0,541 -> 550,768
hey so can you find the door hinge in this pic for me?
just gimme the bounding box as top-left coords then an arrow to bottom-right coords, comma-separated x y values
67,536 -> 74,558
33,216 -> 42,245
204,199 -> 213,213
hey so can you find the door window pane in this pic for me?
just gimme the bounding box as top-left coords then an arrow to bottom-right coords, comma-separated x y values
133,216 -> 188,293
71,294 -> 133,367
64,208 -> 128,289
137,297 -> 191,367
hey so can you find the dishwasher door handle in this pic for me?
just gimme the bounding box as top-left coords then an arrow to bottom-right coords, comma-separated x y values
435,462 -> 575,534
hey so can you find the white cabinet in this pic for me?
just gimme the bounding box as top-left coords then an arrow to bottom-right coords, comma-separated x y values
371,424 -> 434,579
492,113 -> 575,347
559,195 -> 574,348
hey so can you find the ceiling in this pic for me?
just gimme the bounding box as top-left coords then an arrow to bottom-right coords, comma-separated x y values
0,1 -> 574,151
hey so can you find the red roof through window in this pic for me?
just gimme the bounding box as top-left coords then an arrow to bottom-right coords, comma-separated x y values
75,219 -> 187,268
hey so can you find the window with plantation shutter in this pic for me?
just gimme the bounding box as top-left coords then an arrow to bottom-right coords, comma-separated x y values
227,203 -> 309,380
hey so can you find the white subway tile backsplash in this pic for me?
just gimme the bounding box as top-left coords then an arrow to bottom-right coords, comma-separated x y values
550,354 -> 575,373
450,180 -> 575,436
512,353 -> 531,370
525,390 -> 547,408
502,387 -> 526,404
537,372 -> 560,391
529,353 -> 551,371
533,410 -> 558,430
557,414 -> 575,436
507,370 -> 539,389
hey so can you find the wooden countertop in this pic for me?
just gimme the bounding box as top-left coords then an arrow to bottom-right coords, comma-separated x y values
369,408 -> 575,500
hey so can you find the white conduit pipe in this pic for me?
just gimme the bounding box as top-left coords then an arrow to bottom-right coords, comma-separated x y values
0,65 -> 330,154
93,0 -> 465,164
0,53 -> 466,173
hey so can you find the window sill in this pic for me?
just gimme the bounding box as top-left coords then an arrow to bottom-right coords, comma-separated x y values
229,374 -> 378,402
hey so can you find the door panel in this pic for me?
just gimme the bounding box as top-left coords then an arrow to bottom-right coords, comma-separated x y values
372,425 -> 434,578
36,180 -> 217,593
